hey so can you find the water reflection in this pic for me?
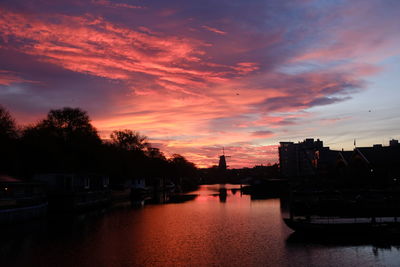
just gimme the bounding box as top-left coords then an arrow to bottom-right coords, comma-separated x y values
285,231 -> 400,266
231,188 -> 239,195
290,235 -> 400,264
218,188 -> 227,202
1,184 -> 400,266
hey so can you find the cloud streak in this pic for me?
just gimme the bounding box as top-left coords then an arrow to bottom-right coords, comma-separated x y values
202,25 -> 227,35
1,0 -> 399,167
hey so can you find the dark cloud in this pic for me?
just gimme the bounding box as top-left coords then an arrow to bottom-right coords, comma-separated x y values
307,96 -> 351,107
0,49 -> 126,121
251,130 -> 274,137
1,0 -> 398,166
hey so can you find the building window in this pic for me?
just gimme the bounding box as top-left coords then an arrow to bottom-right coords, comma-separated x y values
84,177 -> 90,189
103,177 -> 109,188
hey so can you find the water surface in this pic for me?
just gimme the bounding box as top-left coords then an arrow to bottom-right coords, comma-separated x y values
1,184 -> 400,266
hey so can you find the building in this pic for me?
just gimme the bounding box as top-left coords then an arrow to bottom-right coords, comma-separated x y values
0,175 -> 47,224
279,138 -> 400,184
348,140 -> 400,183
218,155 -> 227,171
279,138 -> 324,179
34,173 -> 110,211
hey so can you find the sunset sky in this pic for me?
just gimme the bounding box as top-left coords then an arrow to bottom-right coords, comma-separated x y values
1,0 -> 399,168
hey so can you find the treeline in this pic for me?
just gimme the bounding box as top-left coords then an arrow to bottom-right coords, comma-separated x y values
0,106 -> 198,191
200,164 -> 280,184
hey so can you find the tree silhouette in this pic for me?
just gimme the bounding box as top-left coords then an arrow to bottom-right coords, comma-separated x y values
0,105 -> 18,174
0,105 -> 17,140
42,107 -> 100,142
20,107 -> 101,175
169,154 -> 198,191
1,106 -> 200,191
147,147 -> 166,160
110,129 -> 149,152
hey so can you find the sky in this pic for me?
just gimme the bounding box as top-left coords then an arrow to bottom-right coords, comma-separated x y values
1,0 -> 399,168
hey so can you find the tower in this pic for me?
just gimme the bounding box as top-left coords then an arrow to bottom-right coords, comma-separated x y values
218,155 -> 227,170
218,147 -> 230,170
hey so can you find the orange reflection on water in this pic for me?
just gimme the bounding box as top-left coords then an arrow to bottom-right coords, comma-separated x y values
2,185 -> 393,267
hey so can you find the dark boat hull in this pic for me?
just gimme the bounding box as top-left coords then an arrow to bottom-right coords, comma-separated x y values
0,203 -> 47,224
284,218 -> 400,234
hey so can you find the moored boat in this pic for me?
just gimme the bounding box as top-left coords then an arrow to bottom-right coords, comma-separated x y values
283,216 -> 400,234
282,188 -> 400,233
0,175 -> 47,224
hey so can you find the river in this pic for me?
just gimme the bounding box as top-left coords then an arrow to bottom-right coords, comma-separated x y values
1,184 -> 400,266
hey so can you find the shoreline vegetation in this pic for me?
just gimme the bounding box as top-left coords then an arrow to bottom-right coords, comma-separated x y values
0,105 -> 199,192
0,105 -> 289,225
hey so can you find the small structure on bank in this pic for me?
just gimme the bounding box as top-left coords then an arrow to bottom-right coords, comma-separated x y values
0,175 -> 47,224
34,173 -> 110,212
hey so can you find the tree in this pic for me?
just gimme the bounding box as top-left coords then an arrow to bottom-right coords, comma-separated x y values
20,107 -> 101,175
110,129 -> 149,152
42,107 -> 100,141
147,147 -> 166,160
0,105 -> 17,140
169,154 -> 198,191
0,105 -> 18,174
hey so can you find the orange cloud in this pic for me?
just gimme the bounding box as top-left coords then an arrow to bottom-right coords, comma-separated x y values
2,1 -> 397,168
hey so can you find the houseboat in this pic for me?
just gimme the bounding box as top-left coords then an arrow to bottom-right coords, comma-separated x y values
282,189 -> 400,234
0,175 -> 47,224
34,173 -> 111,212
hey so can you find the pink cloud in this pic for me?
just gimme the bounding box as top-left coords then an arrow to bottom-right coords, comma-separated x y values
1,1 -> 398,168
0,70 -> 37,85
0,70 -> 25,85
202,25 -> 227,35
0,9 -> 217,83
233,62 -> 259,75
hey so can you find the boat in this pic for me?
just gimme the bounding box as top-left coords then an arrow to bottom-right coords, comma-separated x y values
283,216 -> 400,234
282,189 -> 400,233
0,175 -> 47,224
